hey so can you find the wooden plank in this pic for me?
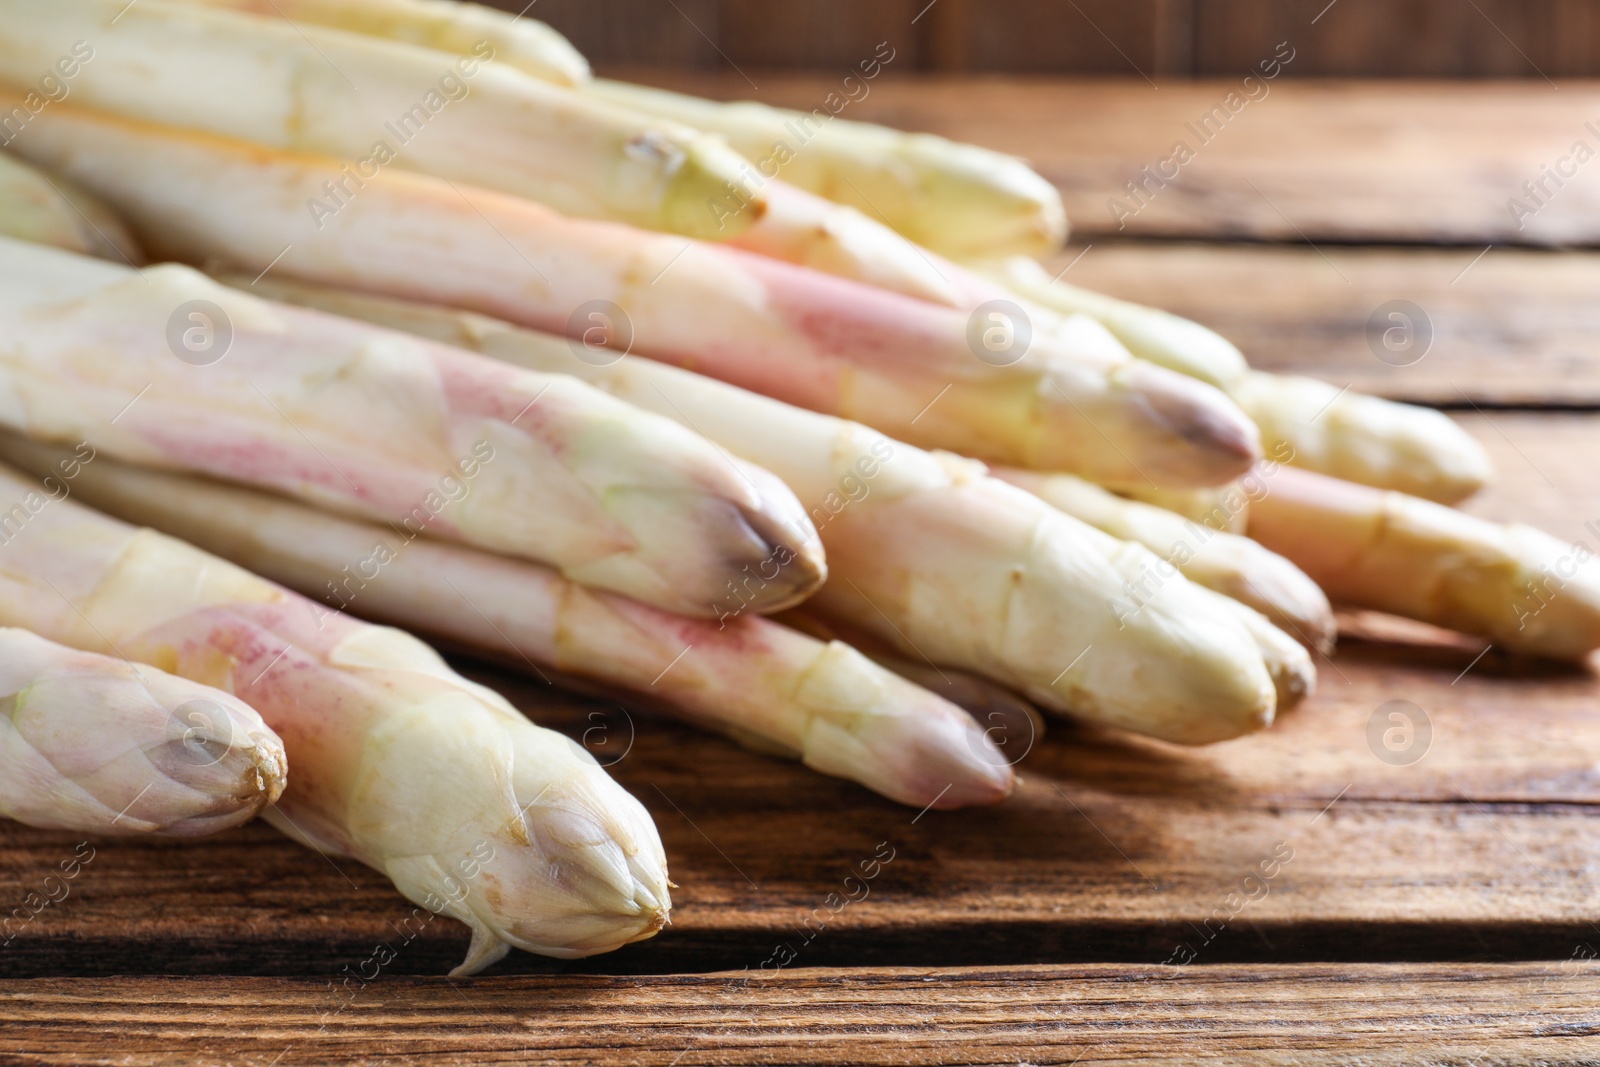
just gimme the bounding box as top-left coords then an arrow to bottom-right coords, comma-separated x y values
1193,0 -> 1600,79
5,965 -> 1600,1065
1044,244 -> 1600,406
1,418 -> 1596,978
491,0 -> 1600,79
611,72 -> 1600,245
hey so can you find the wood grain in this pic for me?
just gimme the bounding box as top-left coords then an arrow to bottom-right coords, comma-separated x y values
492,0 -> 1600,79
6,964 -> 1600,1065
1,417 -> 1595,979
614,72 -> 1600,246
1045,244 -> 1600,405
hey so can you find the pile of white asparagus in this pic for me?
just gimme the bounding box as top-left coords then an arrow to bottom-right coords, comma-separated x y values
0,0 -> 1597,975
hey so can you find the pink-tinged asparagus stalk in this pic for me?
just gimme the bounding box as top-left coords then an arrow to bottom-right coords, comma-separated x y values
0,150 -> 144,265
0,627 -> 285,837
0,0 -> 761,239
993,466 -> 1336,653
0,458 -> 671,974
0,434 -> 1015,810
5,101 -> 1261,487
1248,465 -> 1600,660
0,236 -> 823,618
236,279 -> 1287,744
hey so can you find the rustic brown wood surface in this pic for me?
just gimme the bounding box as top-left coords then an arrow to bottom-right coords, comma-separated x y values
1046,244 -> 1600,405
6,78 -> 1600,1064
620,71 -> 1600,245
7,964 -> 1600,1066
510,0 -> 1600,79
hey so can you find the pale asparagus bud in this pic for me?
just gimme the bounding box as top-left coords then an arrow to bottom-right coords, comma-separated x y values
5,101 -> 1260,488
234,280 -> 1278,744
585,78 -> 1068,260
1248,466 -> 1600,660
0,237 -> 823,618
983,256 -> 1495,503
0,460 -> 670,974
178,0 -> 591,86
0,150 -> 144,264
0,434 -> 1014,810
993,466 -> 1335,654
1231,372 -> 1494,505
0,0 -> 762,238
0,627 -> 285,836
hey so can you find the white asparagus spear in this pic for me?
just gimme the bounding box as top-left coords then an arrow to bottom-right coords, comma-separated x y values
178,0 -> 591,86
1248,465 -> 1600,660
584,77 -> 1068,260
986,256 -> 1496,504
0,150 -> 144,264
0,458 -> 671,974
238,278 -> 1283,745
5,103 -> 1262,488
0,627 -> 286,837
0,236 -> 823,618
0,434 -> 1014,810
0,0 -> 762,239
993,466 -> 1336,654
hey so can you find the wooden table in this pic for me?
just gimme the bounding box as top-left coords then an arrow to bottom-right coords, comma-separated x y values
8,77 -> 1600,1065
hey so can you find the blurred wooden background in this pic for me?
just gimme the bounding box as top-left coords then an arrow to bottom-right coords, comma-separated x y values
496,0 -> 1600,77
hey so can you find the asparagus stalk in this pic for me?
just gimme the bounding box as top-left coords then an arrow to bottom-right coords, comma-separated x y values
0,627 -> 286,836
0,459 -> 671,974
178,0 -> 591,86
993,466 -> 1336,653
0,236 -> 823,619
6,102 -> 1262,488
0,0 -> 762,239
584,78 -> 1069,260
0,151 -> 144,264
237,279 -> 1285,745
1248,465 -> 1600,660
0,434 -> 1014,810
986,256 -> 1495,504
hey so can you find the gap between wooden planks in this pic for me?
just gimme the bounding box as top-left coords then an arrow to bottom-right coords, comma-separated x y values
4,964 -> 1600,1066
2,415 -> 1596,978
1048,243 -> 1600,407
